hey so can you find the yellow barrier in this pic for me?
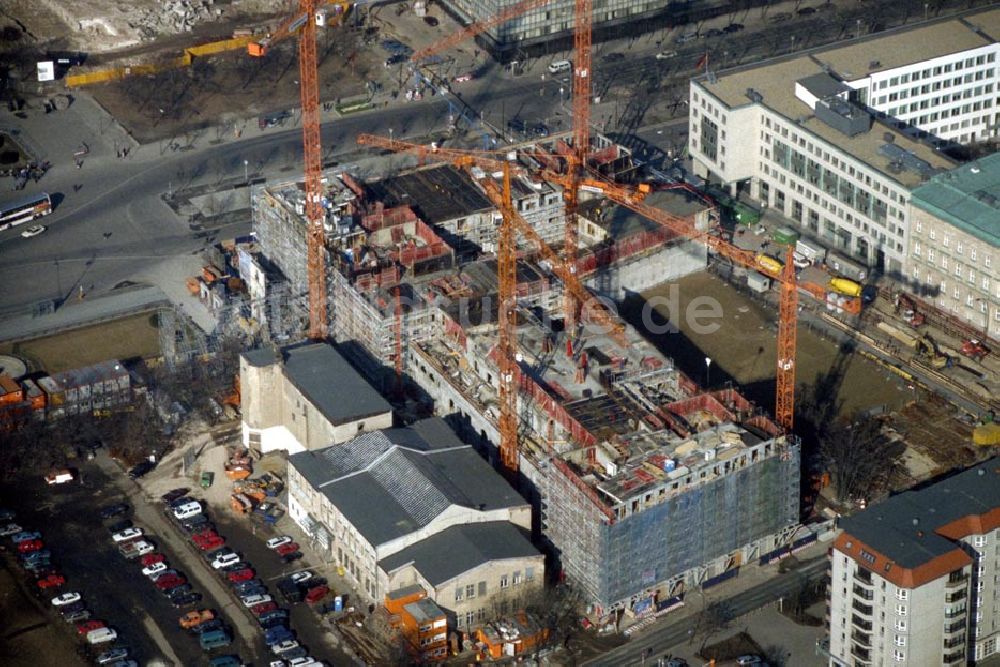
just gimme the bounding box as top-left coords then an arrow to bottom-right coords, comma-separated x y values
66,35 -> 253,88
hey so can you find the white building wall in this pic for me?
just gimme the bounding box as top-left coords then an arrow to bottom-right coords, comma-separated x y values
849,44 -> 1000,146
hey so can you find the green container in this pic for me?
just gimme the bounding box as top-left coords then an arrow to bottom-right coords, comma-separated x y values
200,471 -> 214,489
773,226 -> 800,246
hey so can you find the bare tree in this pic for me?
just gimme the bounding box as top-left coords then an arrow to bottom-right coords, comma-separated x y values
698,600 -> 735,652
819,416 -> 899,503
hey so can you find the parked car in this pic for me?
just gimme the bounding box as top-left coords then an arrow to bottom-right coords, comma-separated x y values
143,562 -> 168,577
260,617 -> 287,630
289,572 -> 313,585
265,536 -> 292,550
86,628 -> 118,645
192,619 -> 224,635
99,504 -> 129,520
0,523 -> 22,536
264,626 -> 294,646
227,568 -> 255,583
61,600 -> 88,615
275,542 -> 299,557
112,528 -> 143,543
160,488 -> 189,504
107,519 -> 133,533
0,509 -> 14,521
95,647 -> 129,664
140,553 -> 166,567
655,50 -> 677,60
20,224 -> 46,238
258,609 -> 288,624
62,610 -> 91,623
272,639 -> 300,655
251,601 -> 278,616
52,592 -> 82,606
169,496 -> 196,509
18,539 -> 44,553
172,592 -> 203,608
199,629 -> 232,650
233,579 -> 265,595
288,655 -> 321,666
76,620 -> 106,636
453,72 -> 474,83
205,547 -> 233,561
703,27 -> 722,37
155,574 -> 187,591
128,461 -> 155,480
11,531 -> 42,543
197,536 -> 225,552
211,553 -> 240,570
241,594 -> 271,607
208,657 -> 241,667
281,551 -> 303,564
21,549 -> 51,563
166,584 -> 194,600
37,573 -> 66,588
24,559 -> 53,572
305,585 -> 329,604
422,16 -> 438,27
221,561 -> 250,573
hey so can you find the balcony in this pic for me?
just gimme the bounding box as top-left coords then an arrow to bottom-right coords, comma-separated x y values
851,630 -> 872,648
851,644 -> 872,663
851,614 -> 873,631
853,585 -> 875,600
943,635 -> 966,649
945,589 -> 966,603
944,650 -> 965,664
944,620 -> 966,634
946,572 -> 969,588
853,570 -> 874,586
944,607 -> 967,619
852,600 -> 874,616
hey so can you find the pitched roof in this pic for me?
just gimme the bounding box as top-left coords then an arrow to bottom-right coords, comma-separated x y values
379,522 -> 541,587
837,457 -> 1000,586
279,342 -> 391,426
289,418 -> 527,547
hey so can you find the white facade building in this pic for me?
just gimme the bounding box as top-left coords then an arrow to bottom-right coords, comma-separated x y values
827,459 -> 1000,666
687,12 -> 1000,274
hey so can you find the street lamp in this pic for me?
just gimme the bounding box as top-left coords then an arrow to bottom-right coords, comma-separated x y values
243,159 -> 249,184
389,127 -> 394,142
705,357 -> 712,388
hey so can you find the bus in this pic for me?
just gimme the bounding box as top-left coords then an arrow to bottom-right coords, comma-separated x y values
0,193 -> 52,231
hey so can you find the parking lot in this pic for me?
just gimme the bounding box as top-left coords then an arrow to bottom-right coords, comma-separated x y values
0,458 -> 239,666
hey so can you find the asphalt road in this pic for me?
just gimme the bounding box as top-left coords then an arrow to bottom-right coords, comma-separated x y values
0,0 -> 981,317
585,557 -> 829,667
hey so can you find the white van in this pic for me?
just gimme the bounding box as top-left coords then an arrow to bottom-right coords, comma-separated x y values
547,60 -> 571,74
87,628 -> 118,645
172,502 -> 202,520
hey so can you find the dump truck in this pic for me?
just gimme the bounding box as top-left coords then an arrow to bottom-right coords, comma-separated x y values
961,339 -> 990,361
828,277 -> 862,298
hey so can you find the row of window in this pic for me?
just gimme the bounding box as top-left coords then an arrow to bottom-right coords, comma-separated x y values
454,568 -> 534,602
877,67 -> 997,107
875,52 -> 997,93
914,220 -> 994,265
887,95 -> 994,121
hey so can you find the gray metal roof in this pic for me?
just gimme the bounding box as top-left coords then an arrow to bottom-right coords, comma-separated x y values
840,457 -> 1000,568
379,522 -> 540,587
797,73 -> 849,99
289,418 -> 527,547
279,342 -> 391,426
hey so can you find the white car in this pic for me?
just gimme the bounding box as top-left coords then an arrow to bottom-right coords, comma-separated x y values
288,658 -> 320,667
272,639 -> 300,654
240,594 -> 272,607
266,535 -> 293,550
142,562 -> 168,577
0,523 -> 23,536
655,50 -> 677,59
20,224 -> 46,238
212,553 -> 240,569
51,592 -> 82,606
112,527 -> 143,542
289,571 -> 313,585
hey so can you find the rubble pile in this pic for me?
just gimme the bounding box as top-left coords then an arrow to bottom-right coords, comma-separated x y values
128,0 -> 223,40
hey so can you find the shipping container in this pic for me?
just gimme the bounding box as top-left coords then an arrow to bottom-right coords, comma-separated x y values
827,251 -> 868,281
795,239 -> 826,264
747,272 -> 771,293
772,226 -> 800,246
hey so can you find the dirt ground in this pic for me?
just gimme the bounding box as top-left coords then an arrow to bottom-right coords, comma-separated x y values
0,311 -> 160,372
0,559 -> 86,667
639,272 -> 914,418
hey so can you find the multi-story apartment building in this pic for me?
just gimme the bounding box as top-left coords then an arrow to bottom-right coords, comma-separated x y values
827,458 -> 1000,666
688,12 -> 1000,274
907,154 -> 1000,339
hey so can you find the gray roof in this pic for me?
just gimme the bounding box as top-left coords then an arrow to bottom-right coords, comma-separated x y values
289,418 -> 527,547
280,343 -> 391,426
840,457 -> 1000,568
242,347 -> 277,368
380,522 -> 540,587
797,73 -> 849,99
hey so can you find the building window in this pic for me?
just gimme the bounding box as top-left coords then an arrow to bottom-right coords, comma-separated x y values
478,581 -> 487,596
513,571 -> 522,585
466,584 -> 476,599
525,567 -> 535,582
500,574 -> 509,589
896,589 -> 908,600
974,535 -> 988,548
465,611 -> 475,627
894,635 -> 906,647
896,603 -> 907,616
455,587 -> 463,601
894,619 -> 907,632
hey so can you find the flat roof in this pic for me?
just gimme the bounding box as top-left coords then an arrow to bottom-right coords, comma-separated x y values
910,152 -> 1000,247
699,56 -> 955,188
366,165 -> 494,225
380,522 -> 540,587
280,342 -> 391,426
814,18 -> 990,80
840,457 -> 1000,569
289,418 -> 527,547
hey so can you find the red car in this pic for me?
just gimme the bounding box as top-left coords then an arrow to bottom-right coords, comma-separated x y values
275,542 -> 299,556
140,553 -> 166,567
18,539 -> 43,553
227,568 -> 255,583
155,574 -> 186,590
250,601 -> 278,616
305,585 -> 330,603
197,536 -> 225,551
36,573 -> 66,589
192,530 -> 219,543
75,620 -> 106,636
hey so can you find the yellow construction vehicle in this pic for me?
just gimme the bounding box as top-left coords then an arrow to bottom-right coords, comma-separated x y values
915,334 -> 951,369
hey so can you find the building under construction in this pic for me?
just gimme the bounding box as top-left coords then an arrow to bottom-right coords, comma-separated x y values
248,136 -> 801,619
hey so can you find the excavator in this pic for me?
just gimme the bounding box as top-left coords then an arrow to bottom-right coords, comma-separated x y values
914,334 -> 951,369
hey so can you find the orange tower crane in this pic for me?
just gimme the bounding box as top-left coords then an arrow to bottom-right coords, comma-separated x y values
496,162 -> 520,472
412,0 -> 596,329
356,135 -> 801,431
248,1 -> 327,340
